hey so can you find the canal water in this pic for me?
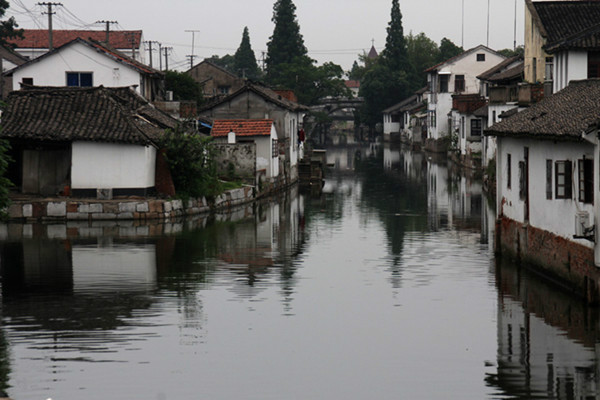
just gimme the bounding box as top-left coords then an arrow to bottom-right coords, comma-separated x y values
0,144 -> 599,400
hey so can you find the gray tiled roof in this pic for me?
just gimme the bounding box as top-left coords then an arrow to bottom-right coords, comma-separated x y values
485,79 -> 600,141
531,0 -> 600,47
1,86 -> 178,145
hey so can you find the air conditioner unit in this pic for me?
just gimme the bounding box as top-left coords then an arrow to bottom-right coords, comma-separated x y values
575,211 -> 591,237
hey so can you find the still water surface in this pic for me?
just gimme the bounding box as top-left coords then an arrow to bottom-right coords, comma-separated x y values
0,145 -> 599,399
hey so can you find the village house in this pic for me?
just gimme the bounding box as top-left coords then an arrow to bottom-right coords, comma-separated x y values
486,79 -> 600,304
0,86 -> 178,198
449,94 -> 487,169
7,29 -> 144,62
187,59 -> 245,100
425,45 -> 505,152
383,87 -> 428,147
477,56 -> 524,168
211,119 -> 280,188
522,0 -> 600,102
344,80 -> 360,98
4,37 -> 164,101
199,81 -> 308,185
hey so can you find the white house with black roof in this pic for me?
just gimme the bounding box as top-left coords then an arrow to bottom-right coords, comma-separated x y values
4,37 -> 164,101
485,79 -> 600,303
1,86 -> 178,198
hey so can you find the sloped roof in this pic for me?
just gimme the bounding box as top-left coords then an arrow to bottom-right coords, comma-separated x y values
7,29 -> 142,50
530,1 -> 600,45
5,37 -> 162,77
545,22 -> 600,53
425,45 -> 504,73
0,86 -> 178,145
212,119 -> 274,137
486,63 -> 524,83
368,45 -> 378,59
345,80 -> 360,89
485,79 -> 600,141
477,56 -> 522,80
383,95 -> 417,114
188,59 -> 240,79
0,45 -> 27,66
200,82 -> 309,113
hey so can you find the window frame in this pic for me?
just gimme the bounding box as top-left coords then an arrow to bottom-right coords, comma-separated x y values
476,53 -> 486,62
455,74 -> 465,93
578,158 -> 594,204
470,119 -> 482,137
555,160 -> 572,199
507,154 -> 512,189
66,71 -> 93,87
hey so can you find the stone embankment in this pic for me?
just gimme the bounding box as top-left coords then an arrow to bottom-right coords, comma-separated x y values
5,186 -> 254,222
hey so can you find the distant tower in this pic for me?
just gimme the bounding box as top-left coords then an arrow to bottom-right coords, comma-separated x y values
368,39 -> 378,59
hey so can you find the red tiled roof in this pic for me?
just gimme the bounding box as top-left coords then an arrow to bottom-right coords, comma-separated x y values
212,119 -> 274,137
8,29 -> 142,49
345,80 -> 360,88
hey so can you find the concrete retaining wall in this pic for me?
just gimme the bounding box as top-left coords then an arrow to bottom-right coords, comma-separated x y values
497,216 -> 599,303
5,186 -> 255,222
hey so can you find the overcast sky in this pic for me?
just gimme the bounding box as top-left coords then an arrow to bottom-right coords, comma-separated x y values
6,0 -> 525,72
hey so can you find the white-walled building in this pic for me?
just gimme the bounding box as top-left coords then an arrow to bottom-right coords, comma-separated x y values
211,119 -> 280,180
425,45 -> 505,152
0,86 -> 178,197
5,38 -> 163,101
486,79 -> 600,303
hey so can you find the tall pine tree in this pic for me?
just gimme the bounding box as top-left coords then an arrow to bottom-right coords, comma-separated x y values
234,27 -> 260,80
266,0 -> 309,83
381,0 -> 411,73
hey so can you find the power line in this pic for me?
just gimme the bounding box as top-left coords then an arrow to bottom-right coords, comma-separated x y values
38,2 -> 63,51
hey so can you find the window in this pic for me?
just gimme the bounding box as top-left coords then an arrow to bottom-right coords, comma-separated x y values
455,75 -> 465,92
588,51 -> 600,78
66,72 -> 92,87
532,57 -> 537,81
507,154 -> 511,189
555,160 -> 572,199
476,53 -> 486,62
461,117 -> 465,138
272,139 -> 278,158
545,56 -> 554,81
218,86 -> 230,95
439,75 -> 448,93
546,160 -> 552,199
519,161 -> 526,200
578,158 -> 593,204
470,119 -> 482,136
492,110 -> 496,123
21,77 -> 33,85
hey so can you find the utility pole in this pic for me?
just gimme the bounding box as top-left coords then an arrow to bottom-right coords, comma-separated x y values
38,2 -> 62,51
185,29 -> 200,69
163,47 -> 172,71
96,20 -> 118,44
127,32 -> 137,60
144,41 -> 159,68
157,42 -> 162,71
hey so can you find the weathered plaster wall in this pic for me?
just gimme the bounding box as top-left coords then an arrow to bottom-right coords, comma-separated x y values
71,142 -> 156,189
212,142 -> 256,182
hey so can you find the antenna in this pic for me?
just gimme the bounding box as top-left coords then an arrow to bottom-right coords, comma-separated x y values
461,0 -> 465,48
487,0 -> 490,47
514,0 -> 518,50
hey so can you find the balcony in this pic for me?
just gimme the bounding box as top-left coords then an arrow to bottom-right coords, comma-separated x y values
489,86 -> 519,104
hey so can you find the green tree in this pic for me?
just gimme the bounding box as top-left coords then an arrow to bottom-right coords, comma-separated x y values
498,45 -> 524,58
234,27 -> 260,80
0,0 -> 22,47
166,70 -> 203,105
358,0 -> 412,132
159,128 -> 220,199
438,37 -> 463,63
205,54 -> 236,73
381,0 -> 411,74
266,0 -> 309,83
406,32 -> 440,89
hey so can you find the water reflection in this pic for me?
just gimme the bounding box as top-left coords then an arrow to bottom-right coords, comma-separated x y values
1,144 -> 600,399
488,257 -> 600,399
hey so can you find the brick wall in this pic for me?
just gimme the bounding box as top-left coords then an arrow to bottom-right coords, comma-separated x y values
497,216 -> 599,303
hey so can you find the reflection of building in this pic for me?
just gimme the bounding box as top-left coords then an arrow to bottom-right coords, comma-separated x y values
489,259 -> 600,398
